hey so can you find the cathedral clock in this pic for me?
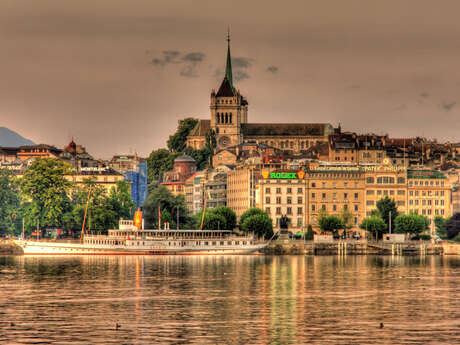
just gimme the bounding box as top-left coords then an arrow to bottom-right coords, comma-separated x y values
219,136 -> 230,147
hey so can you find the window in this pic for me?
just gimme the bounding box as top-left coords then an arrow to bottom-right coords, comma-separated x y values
366,177 -> 375,184
343,205 -> 348,210
415,200 -> 419,205
398,190 -> 405,195
286,188 -> 292,194
322,182 -> 326,188
311,183 -> 316,188
344,193 -> 348,199
383,190 -> 388,196
333,205 -> 337,211
276,197 -> 281,204
354,193 -> 358,199
265,187 -> 271,194
322,193 -> 326,199
297,218 -> 303,226
297,207 -> 303,215
390,190 -> 394,195
333,192 -> 337,199
287,197 -> 292,204
366,200 -> 374,206
298,188 -> 303,193
298,197 -> 303,204
354,205 -> 358,211
397,177 -> 405,184
377,190 -> 382,195
441,191 -> 445,196
344,182 -> 348,188
276,188 -> 281,194
265,197 -> 271,204
287,207 -> 292,215
311,193 -> 315,199
321,205 -> 326,211
366,190 -> 374,195
332,182 -> 337,188
265,207 -> 271,214
312,205 -> 316,211
397,201 -> 405,206
276,207 -> 281,215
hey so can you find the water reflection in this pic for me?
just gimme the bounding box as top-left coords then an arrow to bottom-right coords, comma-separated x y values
0,255 -> 459,344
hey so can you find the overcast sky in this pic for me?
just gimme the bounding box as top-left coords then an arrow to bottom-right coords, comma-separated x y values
1,0 -> 460,158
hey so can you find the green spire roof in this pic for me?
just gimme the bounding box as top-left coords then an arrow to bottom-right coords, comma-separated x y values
225,30 -> 233,88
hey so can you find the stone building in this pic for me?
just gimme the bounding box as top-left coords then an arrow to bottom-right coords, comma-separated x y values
186,36 -> 333,154
161,154 -> 197,196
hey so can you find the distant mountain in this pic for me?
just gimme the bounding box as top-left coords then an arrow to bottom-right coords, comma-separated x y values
0,127 -> 35,147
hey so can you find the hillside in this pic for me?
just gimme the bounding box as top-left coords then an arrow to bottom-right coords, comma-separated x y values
0,127 -> 35,147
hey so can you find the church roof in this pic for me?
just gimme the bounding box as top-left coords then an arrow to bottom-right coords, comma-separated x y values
188,119 -> 210,137
216,77 -> 235,97
241,123 -> 331,137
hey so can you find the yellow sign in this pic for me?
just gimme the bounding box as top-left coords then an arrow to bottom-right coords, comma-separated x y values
262,171 -> 269,179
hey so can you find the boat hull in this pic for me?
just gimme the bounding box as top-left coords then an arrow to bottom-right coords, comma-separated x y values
14,240 -> 266,255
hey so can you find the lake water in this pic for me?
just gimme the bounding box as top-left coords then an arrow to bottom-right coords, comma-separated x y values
0,255 -> 459,344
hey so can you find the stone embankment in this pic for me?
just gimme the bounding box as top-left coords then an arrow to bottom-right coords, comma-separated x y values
263,240 -> 444,255
0,241 -> 23,255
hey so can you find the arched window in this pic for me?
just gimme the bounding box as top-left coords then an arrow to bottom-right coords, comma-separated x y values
225,113 -> 228,123
229,113 -> 232,123
221,113 -> 224,124
216,112 -> 220,124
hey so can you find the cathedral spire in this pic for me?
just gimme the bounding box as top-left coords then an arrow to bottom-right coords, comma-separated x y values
225,28 -> 233,88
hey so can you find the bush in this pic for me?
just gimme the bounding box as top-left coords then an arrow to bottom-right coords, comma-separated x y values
240,213 -> 273,239
419,234 -> 431,241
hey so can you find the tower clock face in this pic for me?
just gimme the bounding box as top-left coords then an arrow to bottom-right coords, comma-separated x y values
219,136 -> 230,147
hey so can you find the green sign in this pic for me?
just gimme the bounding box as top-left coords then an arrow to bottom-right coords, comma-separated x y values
270,172 -> 297,179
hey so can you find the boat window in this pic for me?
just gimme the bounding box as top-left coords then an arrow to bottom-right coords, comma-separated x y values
236,241 -> 240,245
220,241 -> 224,245
243,241 -> 247,245
212,241 -> 216,246
205,241 -> 209,246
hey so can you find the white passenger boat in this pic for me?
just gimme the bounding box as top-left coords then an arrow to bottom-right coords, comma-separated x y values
14,220 -> 268,255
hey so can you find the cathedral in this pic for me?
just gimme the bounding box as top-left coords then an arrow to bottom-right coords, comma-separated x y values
186,36 -> 334,156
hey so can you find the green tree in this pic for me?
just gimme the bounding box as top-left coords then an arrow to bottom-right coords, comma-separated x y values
212,206 -> 237,230
359,216 -> 386,240
376,197 -> 398,231
318,215 -> 344,234
107,181 -> 136,220
446,213 -> 460,239
21,158 -> 73,231
305,224 -> 314,240
339,208 -> 354,233
200,212 -> 226,230
143,186 -> 189,229
241,213 -> 274,239
167,118 -> 199,153
394,214 -> 428,236
0,169 -> 21,235
147,149 -> 177,185
239,208 -> 266,229
434,216 -> 448,238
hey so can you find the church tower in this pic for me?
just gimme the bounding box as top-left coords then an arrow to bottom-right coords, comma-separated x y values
210,32 -> 248,151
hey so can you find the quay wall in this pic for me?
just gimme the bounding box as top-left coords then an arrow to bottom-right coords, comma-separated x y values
263,240 -> 444,255
0,241 -> 23,255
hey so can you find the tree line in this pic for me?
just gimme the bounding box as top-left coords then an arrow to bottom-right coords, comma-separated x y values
0,159 -> 135,236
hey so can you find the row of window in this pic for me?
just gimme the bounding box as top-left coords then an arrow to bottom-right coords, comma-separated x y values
216,112 -> 232,124
409,199 -> 445,206
311,192 -> 359,200
311,204 -> 358,212
265,187 -> 303,194
311,182 -> 359,188
366,200 -> 405,206
266,196 -> 303,204
409,180 -> 444,186
366,177 -> 406,184
216,99 -> 233,104
266,207 -> 303,215
366,190 -> 405,196
409,190 -> 445,197
411,209 -> 445,215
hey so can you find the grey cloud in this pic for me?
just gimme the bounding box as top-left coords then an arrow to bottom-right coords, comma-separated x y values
442,102 -> 456,111
234,70 -> 250,81
266,66 -> 279,74
232,57 -> 252,68
182,52 -> 205,63
151,50 -> 181,66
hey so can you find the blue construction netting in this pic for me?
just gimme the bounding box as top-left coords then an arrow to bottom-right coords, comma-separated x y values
123,162 -> 147,208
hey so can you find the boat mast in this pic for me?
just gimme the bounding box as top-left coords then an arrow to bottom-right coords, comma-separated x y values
80,184 -> 93,243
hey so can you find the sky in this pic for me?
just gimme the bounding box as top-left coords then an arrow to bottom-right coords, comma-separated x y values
1,0 -> 460,158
